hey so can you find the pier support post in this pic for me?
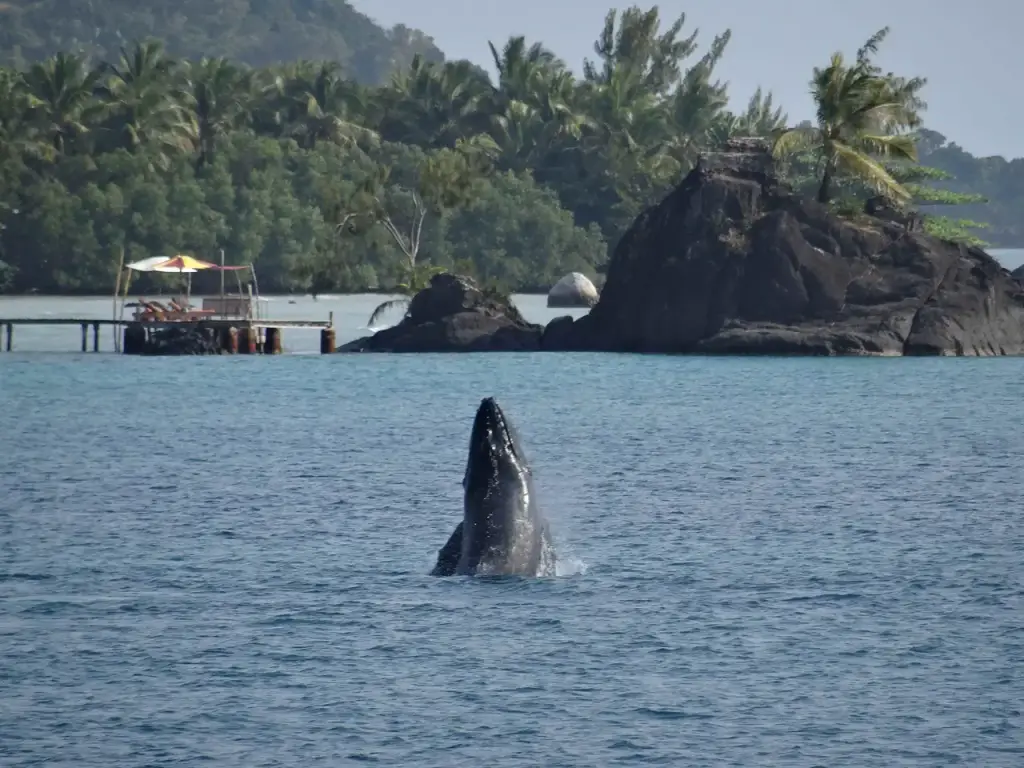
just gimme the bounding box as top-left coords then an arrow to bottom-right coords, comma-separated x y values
220,326 -> 238,354
239,326 -> 256,354
3,323 -> 10,352
264,327 -> 281,354
320,327 -> 336,354
123,323 -> 146,355
92,322 -> 99,352
80,323 -> 87,352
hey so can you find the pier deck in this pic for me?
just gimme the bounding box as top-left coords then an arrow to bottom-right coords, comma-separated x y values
0,316 -> 336,353
0,318 -> 331,328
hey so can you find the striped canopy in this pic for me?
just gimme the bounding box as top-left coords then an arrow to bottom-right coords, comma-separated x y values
126,255 -> 249,273
151,255 -> 218,271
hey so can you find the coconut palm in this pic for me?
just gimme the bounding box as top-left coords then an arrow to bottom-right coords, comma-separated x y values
182,57 -> 252,166
771,27 -> 924,204
488,69 -> 592,172
0,67 -> 47,162
279,62 -> 378,149
379,55 -> 490,148
583,6 -> 700,96
95,41 -> 197,160
659,33 -> 731,168
22,52 -> 103,155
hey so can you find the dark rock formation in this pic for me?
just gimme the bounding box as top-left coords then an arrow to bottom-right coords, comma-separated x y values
143,324 -> 222,355
1011,264 -> 1024,282
339,273 -> 544,352
864,195 -> 923,232
549,137 -> 1024,356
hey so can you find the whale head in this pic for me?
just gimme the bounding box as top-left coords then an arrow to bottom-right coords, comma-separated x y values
459,397 -> 535,573
464,397 -> 528,488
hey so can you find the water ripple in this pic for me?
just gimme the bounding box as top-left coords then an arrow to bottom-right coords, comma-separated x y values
1,354 -> 1023,766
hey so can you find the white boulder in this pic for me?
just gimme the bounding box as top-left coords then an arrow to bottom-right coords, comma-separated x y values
547,272 -> 599,308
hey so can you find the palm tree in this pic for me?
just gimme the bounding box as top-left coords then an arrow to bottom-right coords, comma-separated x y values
488,35 -> 568,105
182,57 -> 252,166
485,37 -> 591,172
583,6 -> 701,97
0,67 -> 48,162
280,62 -> 378,149
379,55 -> 490,148
22,52 -> 103,155
772,28 -> 924,204
659,34 -> 731,169
95,41 -> 196,161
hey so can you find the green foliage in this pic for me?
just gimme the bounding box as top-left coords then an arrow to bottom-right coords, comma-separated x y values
0,5 -> 1018,296
440,171 -> 608,291
0,7 -> 780,294
0,0 -> 443,83
771,27 -> 924,204
921,216 -> 989,247
911,128 -> 1023,247
778,148 -> 992,246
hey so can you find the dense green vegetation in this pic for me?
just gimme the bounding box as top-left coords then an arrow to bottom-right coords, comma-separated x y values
0,0 -> 443,82
913,129 -> 1024,247
0,5 -> 1018,296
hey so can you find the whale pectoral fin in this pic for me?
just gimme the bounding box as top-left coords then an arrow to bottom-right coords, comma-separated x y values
430,521 -> 463,577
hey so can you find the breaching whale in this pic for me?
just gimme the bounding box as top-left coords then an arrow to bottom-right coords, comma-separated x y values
430,397 -> 556,577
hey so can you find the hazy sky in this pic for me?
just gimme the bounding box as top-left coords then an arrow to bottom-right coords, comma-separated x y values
355,0 -> 1020,158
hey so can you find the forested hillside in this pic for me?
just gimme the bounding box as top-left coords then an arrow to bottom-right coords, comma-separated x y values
0,0 -> 442,82
0,5 -> 1019,296
915,130 -> 1024,247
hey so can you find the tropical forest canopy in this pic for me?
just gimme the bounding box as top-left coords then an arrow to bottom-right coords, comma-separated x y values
0,4 -> 1020,296
0,0 -> 443,82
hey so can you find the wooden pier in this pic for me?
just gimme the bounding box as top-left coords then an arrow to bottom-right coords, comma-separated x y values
0,317 -> 336,354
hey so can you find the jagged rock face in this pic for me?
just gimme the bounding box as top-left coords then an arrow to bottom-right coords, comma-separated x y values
340,273 -> 543,352
547,272 -> 600,308
562,141 -> 1024,356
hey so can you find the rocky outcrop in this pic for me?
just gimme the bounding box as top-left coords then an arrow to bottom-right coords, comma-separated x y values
547,272 -> 600,308
339,273 -> 544,352
1011,264 -> 1024,282
549,137 -> 1024,356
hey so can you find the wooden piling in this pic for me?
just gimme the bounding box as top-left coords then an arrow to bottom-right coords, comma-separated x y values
320,327 -> 336,354
123,323 -> 146,354
0,317 -> 332,353
264,327 -> 281,354
220,326 -> 238,354
238,326 -> 256,354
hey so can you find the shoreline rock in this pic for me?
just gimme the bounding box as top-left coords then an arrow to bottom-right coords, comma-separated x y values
338,273 -> 544,352
333,139 -> 1024,357
548,138 -> 1024,356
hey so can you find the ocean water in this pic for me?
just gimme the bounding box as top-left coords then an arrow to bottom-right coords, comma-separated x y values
2,289 -> 1024,766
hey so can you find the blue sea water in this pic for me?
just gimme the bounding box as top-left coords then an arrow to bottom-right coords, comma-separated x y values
2,323 -> 1024,764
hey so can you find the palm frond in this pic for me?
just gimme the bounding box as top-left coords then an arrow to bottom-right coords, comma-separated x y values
772,126 -> 817,158
367,298 -> 410,328
832,141 -> 911,202
856,133 -> 917,162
